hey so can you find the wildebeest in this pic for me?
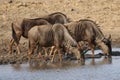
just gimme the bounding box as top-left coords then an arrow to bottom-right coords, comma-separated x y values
9,19 -> 50,54
9,12 -> 69,54
64,19 -> 112,57
28,23 -> 81,63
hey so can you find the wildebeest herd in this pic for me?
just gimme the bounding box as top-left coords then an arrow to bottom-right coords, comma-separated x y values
8,12 -> 112,64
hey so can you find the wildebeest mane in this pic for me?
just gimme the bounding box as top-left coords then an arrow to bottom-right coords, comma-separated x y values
79,19 -> 105,41
79,19 -> 98,26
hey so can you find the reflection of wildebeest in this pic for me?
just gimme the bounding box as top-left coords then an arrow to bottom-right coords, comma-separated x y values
9,12 -> 69,54
28,23 -> 81,63
65,19 -> 112,57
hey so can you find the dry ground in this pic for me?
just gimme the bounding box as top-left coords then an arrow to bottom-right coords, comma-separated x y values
0,0 -> 120,64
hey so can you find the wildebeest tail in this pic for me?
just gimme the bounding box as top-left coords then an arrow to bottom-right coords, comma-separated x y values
12,23 -> 19,45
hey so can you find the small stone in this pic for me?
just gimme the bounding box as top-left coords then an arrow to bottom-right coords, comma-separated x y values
71,8 -> 75,11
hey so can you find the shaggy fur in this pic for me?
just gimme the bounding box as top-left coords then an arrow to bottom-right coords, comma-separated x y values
65,19 -> 112,57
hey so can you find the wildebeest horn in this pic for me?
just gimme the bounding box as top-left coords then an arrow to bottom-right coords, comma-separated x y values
108,34 -> 112,41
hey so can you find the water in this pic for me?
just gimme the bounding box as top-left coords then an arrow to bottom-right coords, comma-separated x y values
0,48 -> 120,80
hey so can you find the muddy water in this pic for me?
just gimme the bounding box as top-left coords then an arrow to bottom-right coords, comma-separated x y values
0,48 -> 120,80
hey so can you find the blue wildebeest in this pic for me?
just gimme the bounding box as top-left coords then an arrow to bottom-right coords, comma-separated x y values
28,23 -> 81,63
64,19 -> 112,57
9,12 -> 69,54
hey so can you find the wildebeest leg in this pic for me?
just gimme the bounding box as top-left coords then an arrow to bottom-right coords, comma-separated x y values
43,47 -> 48,56
28,48 -> 34,62
51,49 -> 57,63
16,33 -> 22,55
49,46 -> 55,56
15,44 -> 21,55
8,38 -> 14,54
38,52 -> 46,62
89,43 -> 95,57
58,49 -> 62,63
28,42 -> 36,62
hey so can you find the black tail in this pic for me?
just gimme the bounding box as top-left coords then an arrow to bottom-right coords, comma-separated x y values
12,23 -> 19,45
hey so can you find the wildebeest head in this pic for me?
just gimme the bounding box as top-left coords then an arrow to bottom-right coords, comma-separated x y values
102,35 -> 112,55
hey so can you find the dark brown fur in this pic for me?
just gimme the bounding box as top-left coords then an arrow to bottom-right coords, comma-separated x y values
65,19 -> 112,57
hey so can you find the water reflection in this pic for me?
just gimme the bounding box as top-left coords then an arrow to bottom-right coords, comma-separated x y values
11,63 -> 21,70
89,57 -> 112,65
10,56 -> 112,71
28,60 -> 81,70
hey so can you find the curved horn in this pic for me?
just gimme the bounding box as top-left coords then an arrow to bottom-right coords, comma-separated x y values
108,34 -> 112,41
108,34 -> 111,39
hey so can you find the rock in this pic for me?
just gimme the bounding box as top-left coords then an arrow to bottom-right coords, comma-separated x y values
71,8 -> 75,11
8,0 -> 13,3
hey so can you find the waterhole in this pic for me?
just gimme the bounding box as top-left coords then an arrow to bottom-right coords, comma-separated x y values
0,48 -> 120,80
